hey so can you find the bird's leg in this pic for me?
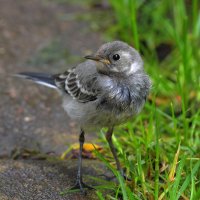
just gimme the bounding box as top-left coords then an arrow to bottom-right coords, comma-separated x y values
106,127 -> 130,180
70,129 -> 93,194
106,127 -> 121,171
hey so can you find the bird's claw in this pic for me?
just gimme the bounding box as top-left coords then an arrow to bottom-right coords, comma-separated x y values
120,170 -> 132,181
70,180 -> 94,195
99,171 -> 132,181
122,173 -> 132,181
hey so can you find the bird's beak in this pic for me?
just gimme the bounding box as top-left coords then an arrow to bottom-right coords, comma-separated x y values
84,55 -> 111,65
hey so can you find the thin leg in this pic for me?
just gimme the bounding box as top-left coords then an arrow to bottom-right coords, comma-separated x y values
106,127 -> 130,180
106,127 -> 121,171
70,129 -> 93,194
77,129 -> 84,184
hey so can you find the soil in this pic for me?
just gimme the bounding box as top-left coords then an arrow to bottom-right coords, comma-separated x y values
0,159 -> 106,200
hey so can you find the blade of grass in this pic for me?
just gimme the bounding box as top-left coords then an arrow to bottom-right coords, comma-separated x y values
153,93 -> 159,200
170,156 -> 186,199
129,0 -> 139,49
176,160 -> 200,199
96,191 -> 105,200
117,171 -> 128,200
168,143 -> 181,182
136,148 -> 147,198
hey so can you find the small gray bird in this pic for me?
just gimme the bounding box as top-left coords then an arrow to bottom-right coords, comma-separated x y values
16,41 -> 151,193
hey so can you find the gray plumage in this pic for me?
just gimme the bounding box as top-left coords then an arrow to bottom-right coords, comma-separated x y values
16,41 -> 151,192
17,41 -> 151,132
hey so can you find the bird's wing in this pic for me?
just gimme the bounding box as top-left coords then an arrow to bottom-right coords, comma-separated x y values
55,69 -> 98,103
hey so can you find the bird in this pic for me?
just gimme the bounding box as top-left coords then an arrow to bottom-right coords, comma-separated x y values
15,41 -> 151,194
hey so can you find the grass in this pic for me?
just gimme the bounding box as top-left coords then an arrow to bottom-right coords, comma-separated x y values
93,0 -> 200,199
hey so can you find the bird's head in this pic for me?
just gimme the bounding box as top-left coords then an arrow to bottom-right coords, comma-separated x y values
85,41 -> 144,76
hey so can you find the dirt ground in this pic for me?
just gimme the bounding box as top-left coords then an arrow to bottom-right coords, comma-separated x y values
0,0 -> 108,199
0,159 -> 106,200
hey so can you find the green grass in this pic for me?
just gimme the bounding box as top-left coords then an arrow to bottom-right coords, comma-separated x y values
94,0 -> 200,199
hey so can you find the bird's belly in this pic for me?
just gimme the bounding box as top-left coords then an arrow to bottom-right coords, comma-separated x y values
62,97 -> 134,132
81,109 -> 133,132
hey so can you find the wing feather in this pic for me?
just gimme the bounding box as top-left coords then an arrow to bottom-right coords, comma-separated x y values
55,69 -> 98,103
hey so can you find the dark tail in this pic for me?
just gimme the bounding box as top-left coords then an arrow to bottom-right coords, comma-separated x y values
15,72 -> 57,89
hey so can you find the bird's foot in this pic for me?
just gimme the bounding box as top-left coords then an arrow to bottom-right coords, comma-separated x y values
70,179 -> 94,195
120,170 -> 132,181
99,171 -> 132,181
122,173 -> 132,181
98,174 -> 115,181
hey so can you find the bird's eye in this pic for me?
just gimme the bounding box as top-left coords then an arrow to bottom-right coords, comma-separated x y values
112,54 -> 120,61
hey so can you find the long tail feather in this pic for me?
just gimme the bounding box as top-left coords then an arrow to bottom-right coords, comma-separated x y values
15,72 -> 57,89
